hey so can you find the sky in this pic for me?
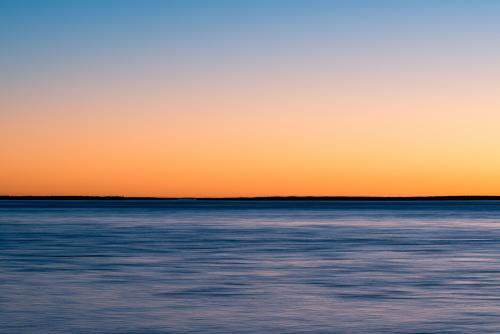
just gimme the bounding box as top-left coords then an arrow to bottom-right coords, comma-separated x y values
1,0 -> 500,197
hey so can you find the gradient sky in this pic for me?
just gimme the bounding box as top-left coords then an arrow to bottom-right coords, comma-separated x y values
2,0 -> 500,197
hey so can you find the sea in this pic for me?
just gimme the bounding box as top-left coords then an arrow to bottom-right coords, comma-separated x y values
2,200 -> 500,333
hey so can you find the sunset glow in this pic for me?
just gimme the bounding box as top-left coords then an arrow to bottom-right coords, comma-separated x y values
2,1 -> 500,197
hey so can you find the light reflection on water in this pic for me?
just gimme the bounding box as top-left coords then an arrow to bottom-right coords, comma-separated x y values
2,200 -> 500,333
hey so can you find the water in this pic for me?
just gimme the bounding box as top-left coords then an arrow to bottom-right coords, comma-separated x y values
2,200 -> 500,333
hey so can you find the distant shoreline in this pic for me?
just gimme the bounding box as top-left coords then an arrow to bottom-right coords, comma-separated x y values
2,196 -> 500,201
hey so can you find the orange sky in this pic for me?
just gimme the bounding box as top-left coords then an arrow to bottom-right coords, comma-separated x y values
2,1 -> 500,197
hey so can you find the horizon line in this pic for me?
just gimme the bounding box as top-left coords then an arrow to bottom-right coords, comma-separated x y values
2,195 -> 500,201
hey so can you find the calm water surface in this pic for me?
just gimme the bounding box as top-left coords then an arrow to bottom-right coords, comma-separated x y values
2,200 -> 500,333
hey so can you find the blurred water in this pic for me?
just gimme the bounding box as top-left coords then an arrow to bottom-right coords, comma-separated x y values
2,200 -> 500,333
